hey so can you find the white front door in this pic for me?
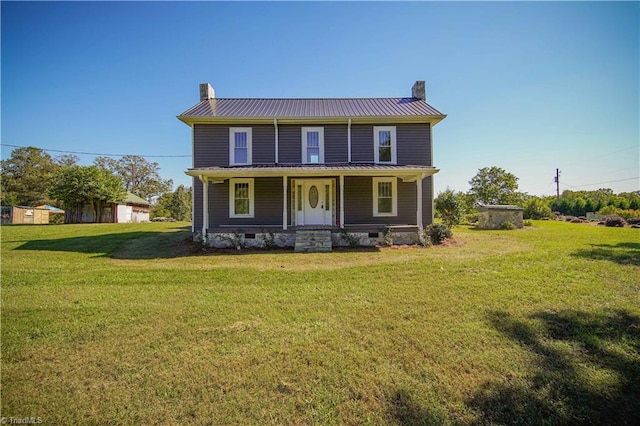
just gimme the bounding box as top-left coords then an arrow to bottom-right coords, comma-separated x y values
295,179 -> 333,226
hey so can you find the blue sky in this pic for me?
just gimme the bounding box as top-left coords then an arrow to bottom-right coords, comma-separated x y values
2,1 -> 638,196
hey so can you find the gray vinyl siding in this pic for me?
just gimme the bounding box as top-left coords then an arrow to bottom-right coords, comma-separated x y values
193,177 -> 203,230
278,125 -> 348,164
208,177 -> 288,227
194,124 -> 275,167
278,126 -> 301,164
324,125 -> 348,163
343,176 -> 416,225
193,123 -> 430,167
251,125 -> 275,164
422,175 -> 434,225
351,125 -> 374,163
195,175 -> 430,229
193,124 -> 228,167
191,122 -> 434,230
351,124 -> 431,166
397,124 -> 431,166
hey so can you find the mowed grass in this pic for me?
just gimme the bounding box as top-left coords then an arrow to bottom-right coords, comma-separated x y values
1,221 -> 638,424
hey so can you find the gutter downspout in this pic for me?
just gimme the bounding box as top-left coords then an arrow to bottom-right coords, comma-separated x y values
274,118 -> 279,164
347,118 -> 352,163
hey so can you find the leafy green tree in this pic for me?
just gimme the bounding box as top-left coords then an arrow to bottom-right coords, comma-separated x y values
468,166 -> 520,206
435,189 -> 464,227
50,165 -> 125,223
94,155 -> 172,201
624,192 -> 640,210
55,154 -> 80,167
1,146 -> 59,206
550,189 -> 640,216
152,185 -> 192,221
571,198 -> 587,216
166,185 -> 192,221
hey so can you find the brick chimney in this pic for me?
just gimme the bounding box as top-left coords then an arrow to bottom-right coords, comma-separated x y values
200,83 -> 215,101
412,81 -> 426,100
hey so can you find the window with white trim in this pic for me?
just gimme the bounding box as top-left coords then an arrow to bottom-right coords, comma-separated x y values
229,128 -> 252,166
229,178 -> 254,218
302,127 -> 324,164
373,177 -> 397,216
374,126 -> 397,164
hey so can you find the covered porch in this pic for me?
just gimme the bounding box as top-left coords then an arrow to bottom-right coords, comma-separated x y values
187,164 -> 438,248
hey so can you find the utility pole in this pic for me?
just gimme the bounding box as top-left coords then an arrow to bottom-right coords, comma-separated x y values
554,169 -> 561,199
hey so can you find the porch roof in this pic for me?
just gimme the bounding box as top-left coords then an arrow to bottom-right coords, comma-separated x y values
186,163 -> 439,180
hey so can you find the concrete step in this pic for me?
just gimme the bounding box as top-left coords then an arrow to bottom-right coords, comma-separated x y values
294,230 -> 332,253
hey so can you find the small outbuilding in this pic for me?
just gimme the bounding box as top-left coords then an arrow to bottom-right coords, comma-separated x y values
66,192 -> 150,223
1,205 -> 56,225
478,205 -> 524,230
115,193 -> 150,223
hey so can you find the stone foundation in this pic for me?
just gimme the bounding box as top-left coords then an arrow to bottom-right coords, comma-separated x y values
195,230 -> 420,249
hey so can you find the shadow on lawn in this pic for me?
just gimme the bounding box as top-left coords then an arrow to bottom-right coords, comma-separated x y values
468,309 -> 640,425
13,227 -> 193,259
387,389 -> 445,425
13,227 -> 382,259
572,242 -> 640,266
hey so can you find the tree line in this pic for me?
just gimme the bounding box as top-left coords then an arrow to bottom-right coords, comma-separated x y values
0,146 -> 191,222
436,166 -> 640,227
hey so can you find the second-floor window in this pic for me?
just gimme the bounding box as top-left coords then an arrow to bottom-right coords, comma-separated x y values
374,126 -> 397,164
302,127 -> 324,164
230,128 -> 252,166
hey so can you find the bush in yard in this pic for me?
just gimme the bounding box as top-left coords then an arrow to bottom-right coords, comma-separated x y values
435,189 -> 464,228
463,213 -> 479,225
523,197 -> 553,219
424,223 -> 452,245
500,221 -> 516,230
604,216 -> 626,227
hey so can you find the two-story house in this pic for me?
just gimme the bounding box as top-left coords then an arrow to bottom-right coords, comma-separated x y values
178,81 -> 446,250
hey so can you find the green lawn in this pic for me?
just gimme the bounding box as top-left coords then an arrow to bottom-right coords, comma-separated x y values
1,221 -> 638,424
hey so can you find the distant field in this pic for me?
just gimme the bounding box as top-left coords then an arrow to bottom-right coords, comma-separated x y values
1,221 -> 638,424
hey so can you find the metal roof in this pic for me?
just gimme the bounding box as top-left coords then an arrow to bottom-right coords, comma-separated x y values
124,192 -> 150,206
178,98 -> 445,122
186,164 -> 439,179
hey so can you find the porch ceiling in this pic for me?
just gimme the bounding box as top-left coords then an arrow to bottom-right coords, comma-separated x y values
186,164 -> 439,181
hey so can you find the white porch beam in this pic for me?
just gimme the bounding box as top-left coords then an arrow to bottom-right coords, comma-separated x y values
340,175 -> 345,227
283,175 -> 288,230
416,176 -> 423,229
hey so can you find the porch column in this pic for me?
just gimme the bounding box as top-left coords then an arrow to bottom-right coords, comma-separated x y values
283,175 -> 288,230
340,175 -> 345,227
416,176 -> 423,229
201,177 -> 209,236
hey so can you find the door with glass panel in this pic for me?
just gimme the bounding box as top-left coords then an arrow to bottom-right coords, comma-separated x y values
294,179 -> 333,226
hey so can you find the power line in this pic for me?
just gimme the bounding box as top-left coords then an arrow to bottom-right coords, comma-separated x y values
559,177 -> 639,189
0,143 -> 191,158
